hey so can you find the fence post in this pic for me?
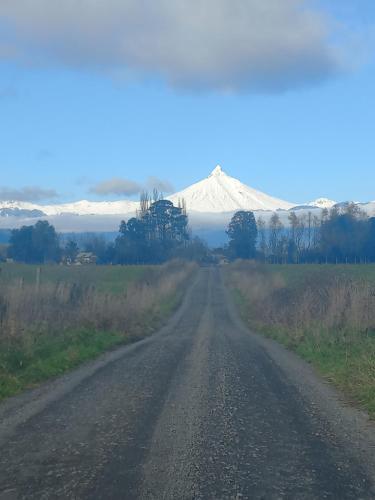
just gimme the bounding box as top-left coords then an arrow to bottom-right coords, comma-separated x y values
36,267 -> 41,292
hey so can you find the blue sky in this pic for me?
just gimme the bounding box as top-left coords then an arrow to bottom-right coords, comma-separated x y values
0,0 -> 374,204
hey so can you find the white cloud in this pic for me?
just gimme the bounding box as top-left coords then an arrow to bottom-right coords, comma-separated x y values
146,176 -> 174,194
0,186 -> 59,202
0,0 -> 345,92
90,176 -> 175,197
90,178 -> 142,196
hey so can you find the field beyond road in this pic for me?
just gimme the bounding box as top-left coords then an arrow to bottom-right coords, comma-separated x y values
0,262 -> 150,294
1,267 -> 375,499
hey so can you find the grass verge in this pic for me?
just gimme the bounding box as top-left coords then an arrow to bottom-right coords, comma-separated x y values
252,321 -> 375,418
0,293 -> 183,402
228,263 -> 375,419
0,329 -> 125,400
0,262 -> 195,402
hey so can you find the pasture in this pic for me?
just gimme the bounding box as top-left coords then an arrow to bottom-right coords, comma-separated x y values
0,262 -> 149,294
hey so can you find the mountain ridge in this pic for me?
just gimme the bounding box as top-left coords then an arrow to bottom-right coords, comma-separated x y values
0,166 -> 296,217
168,166 -> 294,213
0,166 -> 371,218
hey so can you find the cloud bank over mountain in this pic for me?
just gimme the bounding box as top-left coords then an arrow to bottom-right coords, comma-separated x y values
0,186 -> 59,202
0,0 -> 346,92
146,177 -> 174,194
89,176 -> 174,197
90,178 -> 142,197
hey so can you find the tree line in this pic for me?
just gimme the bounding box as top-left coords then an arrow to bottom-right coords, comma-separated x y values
226,204 -> 375,264
5,195 -> 209,265
5,200 -> 375,266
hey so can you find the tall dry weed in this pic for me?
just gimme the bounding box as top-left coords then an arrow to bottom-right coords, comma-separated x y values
226,262 -> 375,344
0,260 -> 197,344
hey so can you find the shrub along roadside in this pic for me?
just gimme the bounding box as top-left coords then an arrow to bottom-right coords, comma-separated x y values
0,261 -> 197,402
225,262 -> 375,419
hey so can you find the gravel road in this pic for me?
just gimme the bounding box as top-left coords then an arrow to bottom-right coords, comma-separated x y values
1,267 -> 375,499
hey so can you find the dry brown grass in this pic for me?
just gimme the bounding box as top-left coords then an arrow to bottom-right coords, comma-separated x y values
226,261 -> 375,343
0,260 -> 197,343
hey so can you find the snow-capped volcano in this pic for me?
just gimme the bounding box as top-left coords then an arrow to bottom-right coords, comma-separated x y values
1,165 -> 374,244
0,165 -> 295,218
2,166 -> 367,224
168,165 -> 294,212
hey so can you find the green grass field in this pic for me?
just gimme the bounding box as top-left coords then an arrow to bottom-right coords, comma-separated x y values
0,262 -> 150,294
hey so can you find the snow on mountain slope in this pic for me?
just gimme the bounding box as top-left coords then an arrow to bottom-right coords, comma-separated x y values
357,201 -> 375,216
308,198 -> 337,209
0,199 -> 138,216
367,203 -> 375,216
41,199 -> 138,216
0,200 -> 47,213
0,165 -> 294,217
1,166 -> 367,221
168,165 -> 294,212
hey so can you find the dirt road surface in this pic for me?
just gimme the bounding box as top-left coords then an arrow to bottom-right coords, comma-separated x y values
1,268 -> 375,499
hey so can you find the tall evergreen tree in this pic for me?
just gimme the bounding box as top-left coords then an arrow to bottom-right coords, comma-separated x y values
227,211 -> 258,259
114,198 -> 189,264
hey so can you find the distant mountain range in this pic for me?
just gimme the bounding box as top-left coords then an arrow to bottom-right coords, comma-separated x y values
0,199 -> 138,218
0,166 -> 361,217
0,166 -> 374,245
